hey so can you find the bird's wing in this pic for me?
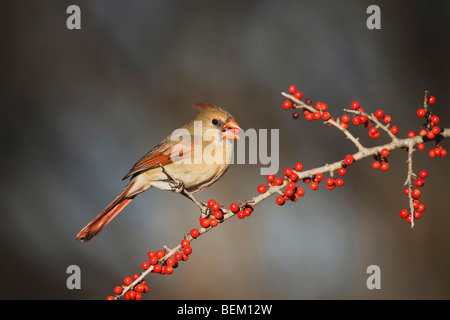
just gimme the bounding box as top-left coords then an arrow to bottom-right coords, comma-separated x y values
122,139 -> 193,180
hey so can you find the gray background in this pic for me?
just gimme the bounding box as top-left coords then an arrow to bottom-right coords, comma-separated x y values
1,0 -> 449,299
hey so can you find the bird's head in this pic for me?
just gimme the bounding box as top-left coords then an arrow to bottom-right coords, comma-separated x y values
193,103 -> 240,140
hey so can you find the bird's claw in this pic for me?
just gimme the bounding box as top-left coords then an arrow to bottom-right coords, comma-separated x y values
200,203 -> 212,219
169,179 -> 185,194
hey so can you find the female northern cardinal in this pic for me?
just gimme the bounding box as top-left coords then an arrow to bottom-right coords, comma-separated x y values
76,104 -> 240,242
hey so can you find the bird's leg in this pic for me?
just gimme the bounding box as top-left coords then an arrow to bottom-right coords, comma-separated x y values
157,161 -> 210,218
169,178 -> 185,194
241,199 -> 256,211
200,205 -> 212,219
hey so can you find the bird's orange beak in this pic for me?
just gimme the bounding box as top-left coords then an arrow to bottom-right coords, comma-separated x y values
222,119 -> 240,139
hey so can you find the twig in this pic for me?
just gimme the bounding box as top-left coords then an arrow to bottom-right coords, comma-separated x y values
404,141 -> 416,228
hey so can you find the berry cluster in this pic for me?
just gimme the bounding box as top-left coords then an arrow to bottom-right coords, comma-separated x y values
372,148 -> 390,171
400,170 -> 428,223
415,97 -> 447,158
262,161 -> 347,207
282,85 -> 446,227
107,238 -> 193,300
283,86 -> 401,143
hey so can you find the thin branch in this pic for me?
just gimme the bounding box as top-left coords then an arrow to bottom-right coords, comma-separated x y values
404,141 -> 416,228
282,92 -> 366,151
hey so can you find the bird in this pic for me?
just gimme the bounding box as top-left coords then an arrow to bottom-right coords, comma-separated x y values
76,103 -> 240,242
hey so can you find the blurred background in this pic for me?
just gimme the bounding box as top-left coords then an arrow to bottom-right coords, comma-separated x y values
1,0 -> 449,299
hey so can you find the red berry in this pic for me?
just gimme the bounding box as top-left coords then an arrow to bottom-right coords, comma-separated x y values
408,131 -> 416,138
390,126 -> 399,134
338,168 -> 346,176
380,161 -> 389,171
414,211 -> 422,219
325,178 -> 334,186
200,218 -> 210,228
288,85 -> 297,93
282,100 -> 292,110
431,126 -> 441,135
212,202 -> 220,211
284,188 -> 294,197
230,203 -> 239,213
414,178 -> 425,187
335,178 -> 344,186
243,208 -> 252,217
294,91 -> 303,99
381,148 -> 389,157
155,250 -> 165,259
417,203 -> 425,212
313,112 -> 321,120
237,211 -> 245,219
106,296 -> 115,300
213,210 -> 223,219
419,129 -> 427,136
274,178 -> 283,186
292,112 -> 299,119
310,182 -> 319,190
341,115 -> 350,123
183,246 -> 192,255
431,115 -> 439,124
352,117 -> 360,126
174,252 -> 183,261
284,167 -> 293,176
344,154 -> 354,165
148,251 -> 156,258
417,143 -> 425,150
294,163 -> 303,171
322,112 -> 331,121
372,161 -> 380,170
275,196 -> 285,205
190,228 -> 200,238
351,101 -> 360,110
384,115 -> 392,123
375,110 -> 384,118
152,264 -> 162,273
207,199 -> 216,208
165,266 -> 174,275
266,174 -> 275,182
406,215 -> 412,223
419,170 -> 428,179
399,209 -> 408,218
181,239 -> 190,248
416,108 -> 426,117
257,185 -> 266,194
289,172 -> 299,182
305,98 -> 312,105
428,95 -> 436,104
412,189 -> 421,198
141,262 -> 150,270
296,187 -> 305,197
114,286 -> 123,295
209,218 -> 218,227
124,277 -> 133,286
149,256 -> 158,265
427,131 -> 435,140
359,115 -> 368,123
166,258 -> 176,267
126,291 -> 136,300
286,181 -> 296,189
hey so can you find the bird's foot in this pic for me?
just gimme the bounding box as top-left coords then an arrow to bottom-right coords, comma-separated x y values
241,199 -> 256,211
200,203 -> 212,219
169,179 -> 185,194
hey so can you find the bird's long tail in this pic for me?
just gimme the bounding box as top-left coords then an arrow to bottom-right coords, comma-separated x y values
76,183 -> 135,242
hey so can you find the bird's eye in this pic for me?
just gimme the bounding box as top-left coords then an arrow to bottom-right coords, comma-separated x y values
212,119 -> 219,125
